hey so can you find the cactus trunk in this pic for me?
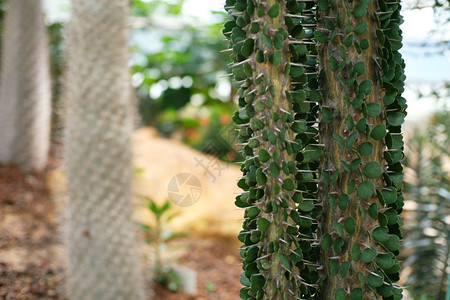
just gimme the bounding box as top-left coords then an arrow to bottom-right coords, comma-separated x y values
0,0 -> 51,170
225,0 -> 322,298
225,0 -> 406,299
64,1 -> 145,299
317,0 -> 405,298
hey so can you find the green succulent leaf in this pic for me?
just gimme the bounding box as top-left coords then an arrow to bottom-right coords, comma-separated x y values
301,146 -> 323,163
242,38 -> 255,57
344,217 -> 356,234
333,133 -> 346,149
387,112 -> 405,126
356,117 -> 367,132
250,22 -> 260,34
372,227 -> 389,243
343,34 -> 354,47
351,243 -> 361,260
269,51 -> 282,65
358,142 -> 373,156
257,218 -> 270,232
384,235 -> 401,251
354,21 -> 368,34
363,161 -> 383,179
278,253 -> 290,269
292,120 -> 307,133
368,203 -> 378,219
318,0 -> 329,10
382,189 -> 397,204
357,181 -> 375,198
322,107 -> 334,123
290,248 -> 303,262
269,162 -> 279,177
299,200 -> 314,212
367,273 -> 384,288
376,253 -> 395,269
282,178 -> 295,191
334,237 -> 344,253
240,272 -> 251,287
290,65 -> 305,77
333,221 -> 344,237
340,261 -> 351,278
250,274 -> 266,291
338,194 -> 349,210
360,39 -> 369,49
322,233 -> 332,251
330,260 -> 340,276
314,30 -> 328,43
247,207 -> 261,218
258,149 -> 270,163
370,124 -> 387,140
346,132 -> 359,148
267,3 -> 280,17
350,288 -> 363,300
254,100 -> 266,112
353,3 -> 367,18
359,79 -> 373,95
354,61 -> 365,76
376,29 -> 386,44
335,289 -> 348,300
361,248 -> 377,263
366,102 -> 381,117
250,117 -> 264,131
339,45 -> 347,59
274,32 -> 284,50
383,91 -> 397,105
378,285 -> 394,298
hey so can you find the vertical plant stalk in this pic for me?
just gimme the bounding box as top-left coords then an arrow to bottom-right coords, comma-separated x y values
316,0 -> 406,298
64,1 -> 145,299
0,0 -> 51,170
225,0 -> 321,298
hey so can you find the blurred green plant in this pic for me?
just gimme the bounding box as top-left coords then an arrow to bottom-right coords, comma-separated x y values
139,197 -> 187,292
130,0 -> 239,161
401,110 -> 450,300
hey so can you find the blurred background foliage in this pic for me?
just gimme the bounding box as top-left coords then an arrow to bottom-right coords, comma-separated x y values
0,0 -> 448,297
129,0 -> 239,161
401,109 -> 450,299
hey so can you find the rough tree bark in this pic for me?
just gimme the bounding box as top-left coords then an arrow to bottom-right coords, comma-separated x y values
0,0 -> 51,170
64,0 -> 145,299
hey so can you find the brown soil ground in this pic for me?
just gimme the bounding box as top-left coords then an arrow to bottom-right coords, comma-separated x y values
0,161 -> 65,299
0,153 -> 242,299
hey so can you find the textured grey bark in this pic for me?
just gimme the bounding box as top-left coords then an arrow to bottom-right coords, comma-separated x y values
64,1 -> 145,299
0,0 -> 51,170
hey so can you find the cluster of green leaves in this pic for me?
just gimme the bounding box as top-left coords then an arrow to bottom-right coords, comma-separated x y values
401,110 -> 450,299
316,0 -> 406,298
225,0 -> 322,298
226,0 -> 407,299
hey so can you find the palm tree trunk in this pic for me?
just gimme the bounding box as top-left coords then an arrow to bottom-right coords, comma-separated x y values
64,1 -> 145,299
